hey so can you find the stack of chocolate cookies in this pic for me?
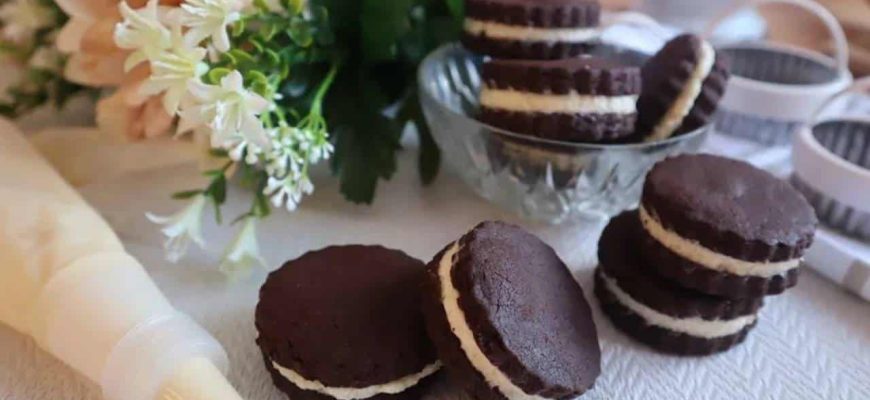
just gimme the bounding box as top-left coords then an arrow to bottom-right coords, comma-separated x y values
467,0 -> 643,145
594,154 -> 818,355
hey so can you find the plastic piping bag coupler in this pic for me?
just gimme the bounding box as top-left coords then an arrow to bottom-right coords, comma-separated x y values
0,119 -> 243,400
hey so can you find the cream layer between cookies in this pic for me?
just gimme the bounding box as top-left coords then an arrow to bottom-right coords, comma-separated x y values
464,19 -> 599,42
270,360 -> 441,400
646,40 -> 715,142
480,88 -> 638,114
437,242 -> 551,400
599,271 -> 756,338
640,206 -> 801,277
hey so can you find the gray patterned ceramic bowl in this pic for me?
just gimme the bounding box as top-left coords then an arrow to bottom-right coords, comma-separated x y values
792,119 -> 870,241
714,44 -> 852,146
418,43 -> 708,223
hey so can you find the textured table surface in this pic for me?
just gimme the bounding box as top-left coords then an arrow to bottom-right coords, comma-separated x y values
0,130 -> 868,400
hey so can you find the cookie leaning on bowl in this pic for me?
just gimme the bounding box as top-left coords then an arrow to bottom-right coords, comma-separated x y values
462,0 -> 602,59
255,246 -> 441,400
422,221 -> 601,400
639,154 -> 818,298
595,212 -> 764,355
635,34 -> 730,141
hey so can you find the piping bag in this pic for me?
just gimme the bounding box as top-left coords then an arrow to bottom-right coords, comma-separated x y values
0,118 -> 243,400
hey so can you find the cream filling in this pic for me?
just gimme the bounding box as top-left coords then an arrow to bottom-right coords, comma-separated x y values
646,40 -> 716,142
639,206 -> 801,277
480,88 -> 638,114
270,360 -> 442,400
438,242 -> 550,400
464,19 -> 599,42
599,271 -> 756,338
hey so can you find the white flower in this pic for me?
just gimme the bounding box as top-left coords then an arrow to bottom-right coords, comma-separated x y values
264,126 -> 303,175
139,30 -> 209,114
180,70 -> 272,150
219,217 -> 265,279
227,139 -> 263,165
264,172 -> 313,212
176,0 -> 245,53
0,0 -> 56,44
298,127 -> 334,163
147,194 -> 208,263
115,0 -> 172,71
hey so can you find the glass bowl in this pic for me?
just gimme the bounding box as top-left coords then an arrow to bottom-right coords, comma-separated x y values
418,43 -> 709,223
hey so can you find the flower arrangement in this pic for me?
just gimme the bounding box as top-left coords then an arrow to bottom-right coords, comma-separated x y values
0,0 -> 90,117
44,0 -> 462,276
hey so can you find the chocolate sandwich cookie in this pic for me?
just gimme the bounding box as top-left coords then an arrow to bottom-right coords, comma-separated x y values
639,154 -> 817,298
462,0 -> 601,60
595,212 -> 763,355
635,34 -> 730,142
480,56 -> 641,142
422,221 -> 600,400
256,246 -> 440,400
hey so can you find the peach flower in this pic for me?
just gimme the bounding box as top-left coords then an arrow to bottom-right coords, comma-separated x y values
55,0 -> 182,140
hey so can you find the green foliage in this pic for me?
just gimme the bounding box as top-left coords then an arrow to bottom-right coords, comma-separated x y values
214,0 -> 460,204
311,0 -> 461,203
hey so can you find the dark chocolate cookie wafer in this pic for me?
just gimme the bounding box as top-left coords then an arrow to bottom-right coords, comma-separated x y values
463,0 -> 601,59
639,154 -> 817,298
479,56 -> 641,142
256,246 -> 440,400
422,221 -> 600,400
594,212 -> 762,356
635,34 -> 730,141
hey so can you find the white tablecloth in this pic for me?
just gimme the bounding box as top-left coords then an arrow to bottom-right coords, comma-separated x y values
0,129 -> 868,400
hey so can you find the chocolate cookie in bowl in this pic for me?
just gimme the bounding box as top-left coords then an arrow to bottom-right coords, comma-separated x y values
479,55 -> 642,187
462,0 -> 602,60
479,56 -> 641,142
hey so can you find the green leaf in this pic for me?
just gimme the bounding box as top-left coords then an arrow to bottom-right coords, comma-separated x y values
261,21 -> 281,41
226,49 -> 257,68
172,189 -> 203,200
265,49 -> 281,66
446,0 -> 464,19
231,18 -> 246,37
288,19 -> 314,47
332,121 -> 402,203
254,191 -> 272,218
288,0 -> 307,15
206,174 -> 227,224
327,73 -> 403,203
397,88 -> 440,185
208,175 -> 227,203
360,0 -> 415,62
209,148 -> 229,158
207,68 -> 232,84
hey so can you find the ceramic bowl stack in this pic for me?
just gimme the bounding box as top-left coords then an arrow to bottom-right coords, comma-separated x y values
709,0 -> 853,146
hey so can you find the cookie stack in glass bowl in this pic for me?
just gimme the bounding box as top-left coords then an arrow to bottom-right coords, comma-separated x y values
465,0 -> 643,182
594,154 -> 818,355
443,0 -> 733,222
